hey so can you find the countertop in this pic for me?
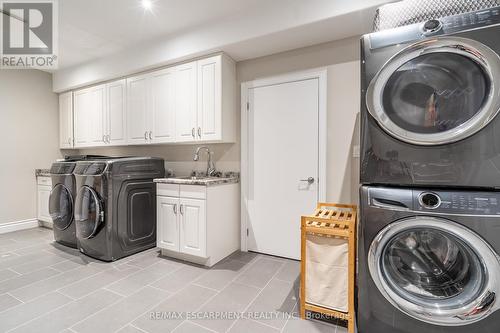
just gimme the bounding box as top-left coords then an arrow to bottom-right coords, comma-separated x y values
154,175 -> 239,187
35,169 -> 51,177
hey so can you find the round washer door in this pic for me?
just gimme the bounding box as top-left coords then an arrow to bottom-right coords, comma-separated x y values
366,37 -> 500,145
49,184 -> 73,230
75,186 -> 103,239
368,216 -> 500,326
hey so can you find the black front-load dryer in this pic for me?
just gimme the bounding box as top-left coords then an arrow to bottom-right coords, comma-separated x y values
74,157 -> 165,261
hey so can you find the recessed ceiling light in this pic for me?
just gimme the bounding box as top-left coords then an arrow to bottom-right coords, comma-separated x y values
141,0 -> 153,11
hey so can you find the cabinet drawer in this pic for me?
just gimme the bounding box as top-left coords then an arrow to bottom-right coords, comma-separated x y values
37,177 -> 52,186
180,185 -> 206,199
157,183 -> 180,197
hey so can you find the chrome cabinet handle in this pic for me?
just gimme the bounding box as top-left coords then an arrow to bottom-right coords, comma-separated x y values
300,177 -> 315,185
144,131 -> 148,141
173,204 -> 177,214
67,138 -> 71,145
180,204 -> 184,215
191,128 -> 195,138
102,135 -> 106,143
107,135 -> 110,143
198,127 -> 201,138
149,131 -> 153,140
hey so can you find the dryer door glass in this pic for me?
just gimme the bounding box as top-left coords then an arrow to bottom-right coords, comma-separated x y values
75,186 -> 103,239
369,216 -> 500,326
382,53 -> 488,134
366,37 -> 500,145
49,184 -> 73,230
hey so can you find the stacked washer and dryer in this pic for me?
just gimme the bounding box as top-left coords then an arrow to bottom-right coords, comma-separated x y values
358,3 -> 500,333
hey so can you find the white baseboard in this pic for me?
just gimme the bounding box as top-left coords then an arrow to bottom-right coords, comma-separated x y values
0,218 -> 39,234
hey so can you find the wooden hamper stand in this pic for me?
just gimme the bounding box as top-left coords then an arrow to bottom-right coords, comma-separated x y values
300,203 -> 357,333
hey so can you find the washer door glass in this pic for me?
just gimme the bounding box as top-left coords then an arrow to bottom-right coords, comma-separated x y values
49,184 -> 73,230
383,228 -> 483,302
75,186 -> 103,239
369,216 -> 500,326
366,37 -> 500,145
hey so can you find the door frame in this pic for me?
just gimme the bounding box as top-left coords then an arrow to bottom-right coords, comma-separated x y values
240,68 -> 328,252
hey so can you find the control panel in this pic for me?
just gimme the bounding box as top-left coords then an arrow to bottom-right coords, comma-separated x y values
414,190 -> 500,215
369,6 -> 500,49
73,162 -> 107,176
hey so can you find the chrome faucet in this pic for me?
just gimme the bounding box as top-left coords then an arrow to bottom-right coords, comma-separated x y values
193,146 -> 217,177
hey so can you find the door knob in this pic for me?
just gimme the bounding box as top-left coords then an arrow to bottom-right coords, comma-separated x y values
300,177 -> 315,184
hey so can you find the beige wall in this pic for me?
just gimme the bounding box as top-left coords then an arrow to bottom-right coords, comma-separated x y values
0,70 -> 61,225
78,35 -> 361,203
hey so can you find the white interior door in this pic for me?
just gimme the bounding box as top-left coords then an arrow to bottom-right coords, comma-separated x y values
244,72 -> 325,260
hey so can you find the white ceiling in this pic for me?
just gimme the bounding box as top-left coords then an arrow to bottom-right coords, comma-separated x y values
54,0 -> 396,91
59,0 -> 278,69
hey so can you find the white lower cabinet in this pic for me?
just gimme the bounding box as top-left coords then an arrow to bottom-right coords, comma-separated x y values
179,198 -> 206,257
37,177 -> 52,224
157,196 -> 180,252
156,183 -> 239,267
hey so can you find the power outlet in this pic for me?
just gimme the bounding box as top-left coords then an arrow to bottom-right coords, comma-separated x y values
352,145 -> 360,158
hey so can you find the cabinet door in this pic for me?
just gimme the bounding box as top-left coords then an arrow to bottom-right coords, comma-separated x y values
151,68 -> 176,143
157,196 -> 179,252
88,85 -> 106,146
73,88 -> 91,147
127,74 -> 150,145
175,62 -> 198,142
37,185 -> 52,223
179,198 -> 206,257
59,92 -> 73,148
106,79 -> 127,145
197,56 -> 222,141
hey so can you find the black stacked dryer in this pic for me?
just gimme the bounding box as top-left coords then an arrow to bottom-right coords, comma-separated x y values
74,157 -> 165,261
358,5 -> 500,333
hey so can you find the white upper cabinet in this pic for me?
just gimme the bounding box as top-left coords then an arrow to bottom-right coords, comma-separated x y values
73,87 -> 91,147
106,79 -> 127,145
87,85 -> 106,147
59,92 -> 73,149
197,56 -> 222,141
62,53 -> 236,148
151,67 -> 176,143
127,74 -> 150,145
175,61 -> 198,142
74,84 -> 105,147
74,81 -> 125,148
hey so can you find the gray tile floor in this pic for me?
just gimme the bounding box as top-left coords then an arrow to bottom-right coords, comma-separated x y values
0,227 -> 346,333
